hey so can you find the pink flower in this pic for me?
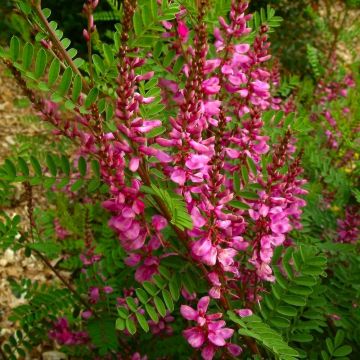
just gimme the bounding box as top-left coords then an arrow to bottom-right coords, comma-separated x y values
152,215 -> 168,231
202,77 -> 220,95
103,286 -> 113,294
89,287 -> 100,304
177,20 -> 189,42
171,168 -> 186,185
236,309 -> 253,317
185,154 -> 210,170
181,297 -> 234,359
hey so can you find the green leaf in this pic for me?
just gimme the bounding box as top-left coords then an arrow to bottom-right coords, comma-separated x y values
135,288 -> 148,304
146,126 -> 166,138
85,87 -> 99,108
169,277 -> 180,301
247,156 -> 257,174
70,179 -> 84,192
78,156 -> 87,176
103,44 -> 114,65
233,171 -> 240,193
333,346 -> 352,357
91,160 -> 100,177
143,281 -> 157,296
326,338 -> 334,354
133,12 -> 142,35
48,58 -> 60,86
4,159 -> 17,177
61,155 -> 71,176
117,306 -> 129,319
30,156 -> 42,176
334,330 -> 345,348
126,318 -> 137,335
10,36 -> 20,62
92,54 -> 105,74
270,316 -> 290,328
228,200 -> 250,210
22,43 -> 34,70
58,67 -> 72,96
35,48 -> 47,78
72,74 -> 82,102
241,165 -> 249,184
46,153 -> 57,176
126,297 -> 138,312
135,312 -> 149,332
18,157 -> 29,176
282,295 -> 306,307
321,351 -> 330,360
145,304 -> 159,323
290,333 -> 313,343
163,50 -> 176,67
115,318 -> 125,331
277,306 -> 297,317
162,289 -> 174,312
154,296 -> 166,317
238,191 -> 259,200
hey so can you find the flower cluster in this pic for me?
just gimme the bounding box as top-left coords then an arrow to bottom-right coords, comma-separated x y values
337,206 -> 360,244
49,318 -> 89,345
180,297 -> 241,360
314,67 -> 355,149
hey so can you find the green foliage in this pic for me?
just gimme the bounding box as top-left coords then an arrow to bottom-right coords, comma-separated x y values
0,154 -> 102,193
229,312 -> 300,359
116,268 -> 181,334
141,184 -> 193,231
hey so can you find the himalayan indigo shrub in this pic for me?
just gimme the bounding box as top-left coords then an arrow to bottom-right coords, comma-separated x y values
0,0 -> 358,359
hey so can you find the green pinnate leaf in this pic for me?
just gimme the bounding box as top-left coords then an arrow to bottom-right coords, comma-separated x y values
145,304 -> 159,323
35,48 -> 47,78
125,318 -> 136,335
58,67 -> 73,96
78,156 -> 87,176
126,297 -> 138,312
85,87 -> 99,108
30,156 -> 42,176
72,74 -> 82,102
154,296 -> 166,317
46,153 -> 57,176
135,288 -> 148,304
18,157 -> 29,176
10,36 -> 20,62
22,43 -> 34,70
162,289 -> 174,312
115,318 -> 125,331
48,58 -> 60,86
135,312 -> 149,332
333,346 -> 352,357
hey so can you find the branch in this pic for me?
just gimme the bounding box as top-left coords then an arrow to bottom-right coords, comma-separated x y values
32,2 -> 89,92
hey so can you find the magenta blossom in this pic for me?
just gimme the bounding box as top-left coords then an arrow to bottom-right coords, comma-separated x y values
180,297 -> 234,359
